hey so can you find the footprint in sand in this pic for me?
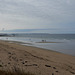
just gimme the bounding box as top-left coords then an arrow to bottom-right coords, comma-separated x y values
52,73 -> 54,75
70,71 -> 75,74
22,62 -> 25,64
8,62 -> 10,64
45,65 -> 51,67
32,64 -> 38,66
53,67 -> 56,69
8,52 -> 12,54
24,64 -> 38,67
25,61 -> 28,63
55,71 -> 59,73
20,59 -> 22,61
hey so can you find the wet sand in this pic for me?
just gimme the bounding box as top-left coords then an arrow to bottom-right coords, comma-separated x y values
0,40 -> 75,75
36,41 -> 61,43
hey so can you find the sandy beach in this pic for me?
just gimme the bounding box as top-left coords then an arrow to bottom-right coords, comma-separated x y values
0,40 -> 75,75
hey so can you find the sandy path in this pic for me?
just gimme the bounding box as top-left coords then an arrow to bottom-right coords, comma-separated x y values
0,40 -> 75,75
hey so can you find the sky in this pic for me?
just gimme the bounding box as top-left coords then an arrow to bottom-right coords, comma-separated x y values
0,0 -> 75,33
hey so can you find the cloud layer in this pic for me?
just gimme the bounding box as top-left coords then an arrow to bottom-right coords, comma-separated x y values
0,0 -> 75,33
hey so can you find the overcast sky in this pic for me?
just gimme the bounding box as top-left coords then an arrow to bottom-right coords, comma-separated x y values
0,0 -> 75,33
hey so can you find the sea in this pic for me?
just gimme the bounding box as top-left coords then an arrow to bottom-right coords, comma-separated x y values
0,33 -> 75,56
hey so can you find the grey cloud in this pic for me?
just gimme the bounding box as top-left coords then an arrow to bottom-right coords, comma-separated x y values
0,0 -> 75,32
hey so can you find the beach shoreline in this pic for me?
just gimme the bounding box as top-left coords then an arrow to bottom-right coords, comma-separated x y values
0,40 -> 75,75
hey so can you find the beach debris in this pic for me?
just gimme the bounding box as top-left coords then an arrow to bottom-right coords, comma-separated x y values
45,65 -> 51,67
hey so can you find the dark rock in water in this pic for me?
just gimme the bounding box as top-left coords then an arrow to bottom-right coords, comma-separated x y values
45,65 -> 51,67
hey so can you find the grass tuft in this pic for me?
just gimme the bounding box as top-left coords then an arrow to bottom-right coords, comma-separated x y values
0,70 -> 35,75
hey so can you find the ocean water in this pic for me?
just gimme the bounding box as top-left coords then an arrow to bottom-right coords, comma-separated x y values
0,33 -> 75,56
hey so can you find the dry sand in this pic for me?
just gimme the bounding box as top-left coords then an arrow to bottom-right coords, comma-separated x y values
0,40 -> 75,75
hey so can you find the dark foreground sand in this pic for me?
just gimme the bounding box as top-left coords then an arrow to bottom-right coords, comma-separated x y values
0,40 -> 75,75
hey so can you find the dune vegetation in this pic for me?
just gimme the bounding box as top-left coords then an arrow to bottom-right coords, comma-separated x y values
0,70 -> 35,75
